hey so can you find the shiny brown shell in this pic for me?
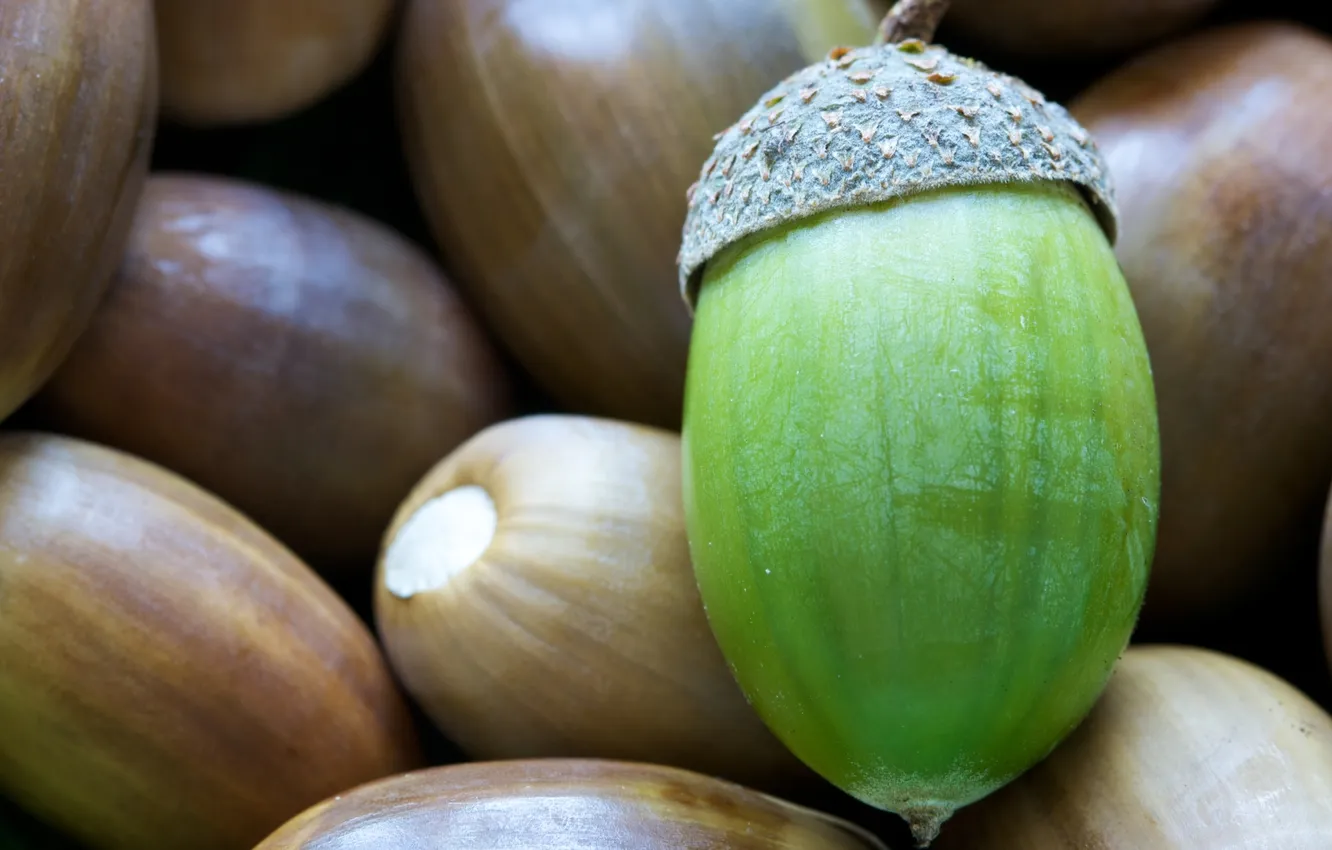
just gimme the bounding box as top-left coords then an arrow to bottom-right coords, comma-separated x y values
395,0 -> 888,427
0,432 -> 422,850
1070,21 -> 1332,621
254,759 -> 887,849
943,0 -> 1220,58
155,0 -> 395,126
34,173 -> 514,577
0,0 -> 157,422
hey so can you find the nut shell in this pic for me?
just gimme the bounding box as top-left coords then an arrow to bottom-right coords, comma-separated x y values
936,646 -> 1332,848
679,40 -> 1117,307
397,0 -> 888,428
0,0 -> 157,421
1071,21 -> 1332,620
34,173 -> 514,577
156,0 -> 395,126
0,433 -> 422,850
943,0 -> 1220,58
254,759 -> 887,849
373,414 -> 805,788
682,180 -> 1157,843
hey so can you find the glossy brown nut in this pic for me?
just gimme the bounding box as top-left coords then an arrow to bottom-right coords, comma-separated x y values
1070,22 -> 1332,621
374,415 -> 807,789
0,0 -> 156,423
943,0 -> 1219,58
0,432 -> 423,850
255,759 -> 887,849
395,0 -> 887,428
34,173 -> 514,577
155,0 -> 395,127
935,646 -> 1332,848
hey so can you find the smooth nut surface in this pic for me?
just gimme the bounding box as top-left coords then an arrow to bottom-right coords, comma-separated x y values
1071,22 -> 1332,620
0,0 -> 157,423
396,0 -> 886,427
936,646 -> 1332,848
374,415 -> 805,787
254,759 -> 886,849
944,0 -> 1220,57
35,173 -> 514,576
0,433 -> 422,850
155,0 -> 395,126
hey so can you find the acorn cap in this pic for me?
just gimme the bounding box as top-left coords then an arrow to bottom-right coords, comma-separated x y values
677,40 -> 1118,310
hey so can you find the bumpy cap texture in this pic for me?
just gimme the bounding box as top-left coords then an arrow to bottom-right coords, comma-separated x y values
677,40 -> 1118,308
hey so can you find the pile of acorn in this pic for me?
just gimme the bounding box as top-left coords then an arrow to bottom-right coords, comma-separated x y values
3,0 -> 1332,848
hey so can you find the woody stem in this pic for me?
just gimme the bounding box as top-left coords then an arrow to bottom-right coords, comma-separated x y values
875,0 -> 953,45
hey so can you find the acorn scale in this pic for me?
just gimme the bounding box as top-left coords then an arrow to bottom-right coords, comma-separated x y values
676,6 -> 1160,846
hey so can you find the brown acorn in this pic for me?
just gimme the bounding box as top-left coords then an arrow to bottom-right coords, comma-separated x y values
1070,21 -> 1332,621
155,0 -> 395,126
0,0 -> 157,423
942,0 -> 1220,58
395,0 -> 889,427
34,173 -> 514,577
254,759 -> 887,849
0,433 -> 422,850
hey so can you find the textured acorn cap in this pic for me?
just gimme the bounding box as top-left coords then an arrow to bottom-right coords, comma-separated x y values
677,40 -> 1118,309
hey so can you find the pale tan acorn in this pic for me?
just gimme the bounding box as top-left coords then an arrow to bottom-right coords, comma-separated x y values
372,415 -> 807,789
935,647 -> 1332,848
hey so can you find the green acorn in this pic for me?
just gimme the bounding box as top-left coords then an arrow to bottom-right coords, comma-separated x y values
676,0 -> 1160,845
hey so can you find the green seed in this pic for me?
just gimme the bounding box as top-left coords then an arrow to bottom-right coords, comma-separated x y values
675,33 -> 1160,844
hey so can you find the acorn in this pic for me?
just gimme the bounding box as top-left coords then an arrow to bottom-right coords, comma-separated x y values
1069,21 -> 1332,622
0,0 -> 156,423
395,0 -> 889,427
676,0 -> 1159,844
31,173 -> 514,578
254,759 -> 886,849
155,0 -> 395,127
941,0 -> 1220,58
935,646 -> 1332,848
0,432 -> 422,850
373,414 -> 805,789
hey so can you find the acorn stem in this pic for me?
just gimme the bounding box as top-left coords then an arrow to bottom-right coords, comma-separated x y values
875,0 -> 953,46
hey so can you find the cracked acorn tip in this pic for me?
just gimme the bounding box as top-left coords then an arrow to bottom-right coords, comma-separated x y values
676,4 -> 1159,845
372,414 -> 809,789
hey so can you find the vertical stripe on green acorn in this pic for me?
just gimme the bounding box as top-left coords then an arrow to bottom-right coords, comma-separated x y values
681,180 -> 1159,826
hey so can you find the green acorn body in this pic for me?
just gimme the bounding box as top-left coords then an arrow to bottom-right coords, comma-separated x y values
677,32 -> 1160,847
